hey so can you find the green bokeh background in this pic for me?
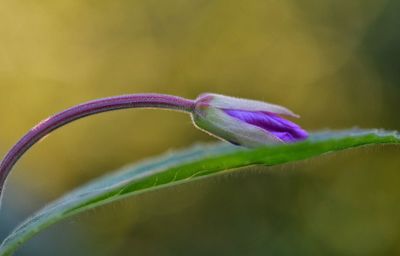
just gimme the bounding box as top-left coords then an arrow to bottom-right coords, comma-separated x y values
0,0 -> 399,255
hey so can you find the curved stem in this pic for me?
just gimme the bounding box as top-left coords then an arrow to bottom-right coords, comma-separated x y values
0,93 -> 195,205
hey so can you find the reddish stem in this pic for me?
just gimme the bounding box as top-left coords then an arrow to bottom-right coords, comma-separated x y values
0,93 -> 194,205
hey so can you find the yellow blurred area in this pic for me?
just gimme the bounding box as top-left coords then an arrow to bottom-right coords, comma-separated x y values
0,1 -> 399,255
0,0 -> 388,195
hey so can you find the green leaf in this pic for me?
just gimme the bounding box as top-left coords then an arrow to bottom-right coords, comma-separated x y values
1,129 -> 399,255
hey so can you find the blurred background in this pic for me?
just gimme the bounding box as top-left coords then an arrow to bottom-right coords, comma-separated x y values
1,0 -> 400,255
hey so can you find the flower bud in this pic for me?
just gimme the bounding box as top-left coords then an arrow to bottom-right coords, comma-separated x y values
191,93 -> 308,147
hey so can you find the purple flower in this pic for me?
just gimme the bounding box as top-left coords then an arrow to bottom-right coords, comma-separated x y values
192,93 -> 308,147
0,92 -> 308,209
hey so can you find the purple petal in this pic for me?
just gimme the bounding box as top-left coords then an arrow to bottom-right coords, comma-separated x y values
223,109 -> 308,142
